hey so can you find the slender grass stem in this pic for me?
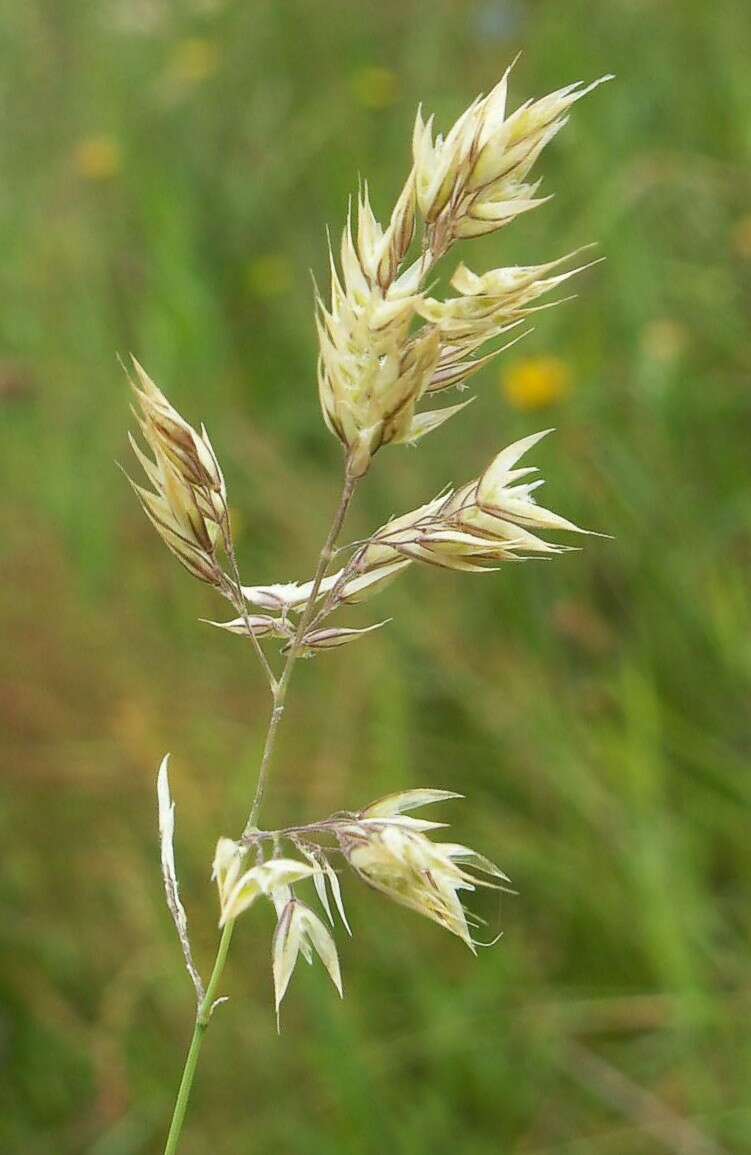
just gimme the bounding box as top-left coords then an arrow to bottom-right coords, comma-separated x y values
244,471 -> 356,834
160,469 -> 357,1155
162,919 -> 235,1155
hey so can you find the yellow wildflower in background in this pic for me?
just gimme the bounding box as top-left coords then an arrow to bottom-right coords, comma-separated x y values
247,253 -> 293,298
351,67 -> 399,110
74,135 -> 122,181
167,38 -> 219,88
501,356 -> 571,410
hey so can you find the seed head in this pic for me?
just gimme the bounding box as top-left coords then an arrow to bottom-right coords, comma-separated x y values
418,248 -> 599,393
125,358 -> 230,586
413,67 -> 612,257
361,429 -> 588,573
316,190 -> 442,476
336,789 -> 510,951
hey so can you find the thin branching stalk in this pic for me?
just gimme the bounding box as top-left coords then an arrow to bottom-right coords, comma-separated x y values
160,471 -> 357,1155
244,472 -> 356,834
127,64 -> 611,1155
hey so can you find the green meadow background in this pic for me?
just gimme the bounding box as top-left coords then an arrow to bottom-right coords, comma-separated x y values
2,2 -> 750,1153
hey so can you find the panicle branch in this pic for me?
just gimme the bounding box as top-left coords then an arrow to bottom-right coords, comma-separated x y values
210,788 -> 509,1025
222,429 -> 590,649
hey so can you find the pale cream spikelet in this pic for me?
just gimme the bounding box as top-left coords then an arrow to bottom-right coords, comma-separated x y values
317,67 -> 610,478
413,65 -> 612,257
236,432 -> 585,625
242,559 -> 410,614
234,433 -> 587,644
336,789 -> 511,951
361,429 -> 588,573
316,185 -> 445,478
316,197 -> 476,476
212,841 -> 316,927
125,358 -> 230,587
212,836 -> 246,915
271,893 -> 342,1029
418,248 -> 600,393
280,620 -> 391,654
355,171 -> 417,290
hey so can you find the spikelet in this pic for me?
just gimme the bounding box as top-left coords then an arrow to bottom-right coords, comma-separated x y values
360,430 -> 588,573
317,67 -> 610,473
241,559 -> 411,615
201,613 -> 294,640
336,789 -> 510,951
213,846 -> 316,927
239,431 -> 588,630
125,358 -> 230,587
281,620 -> 390,655
316,184 -> 442,477
272,897 -> 342,1029
413,66 -> 612,257
419,249 -> 600,394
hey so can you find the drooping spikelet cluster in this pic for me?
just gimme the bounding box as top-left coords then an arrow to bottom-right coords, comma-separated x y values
206,789 -> 510,1026
134,63 -> 610,1025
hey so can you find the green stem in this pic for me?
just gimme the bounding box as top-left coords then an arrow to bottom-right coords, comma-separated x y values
162,919 -> 235,1155
161,470 -> 358,1155
243,471 -> 357,835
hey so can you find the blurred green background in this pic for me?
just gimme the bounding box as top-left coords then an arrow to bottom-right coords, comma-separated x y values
2,1 -> 750,1153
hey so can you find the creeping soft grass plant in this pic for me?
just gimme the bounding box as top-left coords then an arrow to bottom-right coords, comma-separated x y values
125,63 -> 610,1154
